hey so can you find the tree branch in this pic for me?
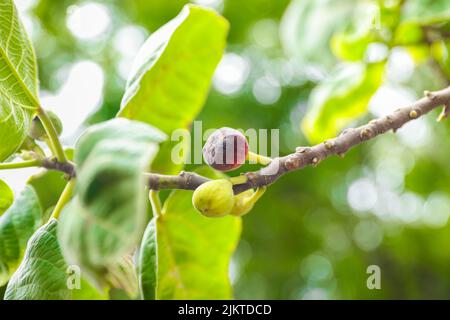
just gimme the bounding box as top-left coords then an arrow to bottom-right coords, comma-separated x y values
33,87 -> 450,194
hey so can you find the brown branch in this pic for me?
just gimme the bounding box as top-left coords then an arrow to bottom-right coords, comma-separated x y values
41,158 -> 76,178
37,87 -> 450,194
234,86 -> 450,193
146,171 -> 210,190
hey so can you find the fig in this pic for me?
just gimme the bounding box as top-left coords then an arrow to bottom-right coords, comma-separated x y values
192,179 -> 235,217
230,187 -> 266,217
203,127 -> 248,172
29,111 -> 63,141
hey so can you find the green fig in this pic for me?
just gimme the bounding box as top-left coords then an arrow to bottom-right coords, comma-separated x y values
29,111 -> 63,141
229,187 -> 266,217
192,179 -> 235,218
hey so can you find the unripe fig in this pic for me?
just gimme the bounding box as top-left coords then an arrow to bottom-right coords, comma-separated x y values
203,127 -> 248,172
29,111 -> 63,141
192,179 -> 235,217
230,187 -> 266,217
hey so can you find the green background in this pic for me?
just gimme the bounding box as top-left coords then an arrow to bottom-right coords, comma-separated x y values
6,0 -> 450,299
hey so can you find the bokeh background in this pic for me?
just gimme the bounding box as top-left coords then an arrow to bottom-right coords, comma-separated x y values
2,0 -> 450,299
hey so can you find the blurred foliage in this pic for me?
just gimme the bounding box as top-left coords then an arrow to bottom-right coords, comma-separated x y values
19,0 -> 450,299
155,167 -> 241,299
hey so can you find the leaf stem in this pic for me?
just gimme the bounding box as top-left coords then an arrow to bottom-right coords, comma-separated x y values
229,175 -> 248,185
50,179 -> 76,220
247,151 -> 272,165
43,137 -> 58,158
149,190 -> 162,217
36,107 -> 67,163
0,159 -> 42,170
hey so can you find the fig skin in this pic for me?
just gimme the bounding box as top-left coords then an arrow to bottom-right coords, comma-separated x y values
203,127 -> 248,172
229,187 -> 266,217
229,190 -> 254,217
192,179 -> 235,217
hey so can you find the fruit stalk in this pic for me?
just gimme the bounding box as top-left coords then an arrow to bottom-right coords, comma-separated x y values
36,107 -> 67,163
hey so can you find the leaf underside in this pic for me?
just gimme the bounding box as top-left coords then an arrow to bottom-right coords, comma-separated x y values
58,119 -> 166,286
138,218 -> 157,300
0,178 -> 13,216
0,0 -> 40,161
4,219 -> 70,300
0,186 -> 42,286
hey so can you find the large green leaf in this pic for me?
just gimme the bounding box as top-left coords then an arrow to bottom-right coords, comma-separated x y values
117,4 -> 228,174
153,169 -> 241,299
58,119 -> 166,285
280,0 -> 355,69
301,62 -> 384,143
4,219 -> 69,300
0,0 -> 40,161
138,168 -> 241,299
104,254 -> 139,299
71,278 -> 108,300
4,218 -> 106,300
0,186 -> 42,286
138,218 -> 157,300
330,2 -> 379,62
0,178 -> 13,216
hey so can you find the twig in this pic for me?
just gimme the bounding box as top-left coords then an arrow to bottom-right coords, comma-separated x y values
24,87 -> 450,194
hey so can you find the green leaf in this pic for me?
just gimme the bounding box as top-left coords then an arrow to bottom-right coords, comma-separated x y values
117,4 -> 228,174
155,170 -> 241,299
0,178 -> 13,216
138,218 -> 157,300
330,3 -> 377,62
71,278 -> 108,300
0,186 -> 42,286
280,0 -> 355,69
301,62 -> 384,143
58,119 -> 166,285
4,219 -> 70,300
402,0 -> 450,25
27,170 -> 68,220
394,22 -> 424,46
5,218 -> 108,300
0,0 -> 40,161
104,254 -> 139,299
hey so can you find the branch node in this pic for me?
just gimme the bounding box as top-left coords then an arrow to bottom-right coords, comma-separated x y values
284,156 -> 301,170
409,110 -> 419,119
359,128 -> 373,140
295,146 -> 310,154
385,115 -> 394,124
311,157 -> 320,166
424,90 -> 437,100
324,141 -> 334,150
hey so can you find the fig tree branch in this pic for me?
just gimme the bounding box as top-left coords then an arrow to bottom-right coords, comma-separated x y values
233,87 -> 450,193
12,87 -> 450,194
